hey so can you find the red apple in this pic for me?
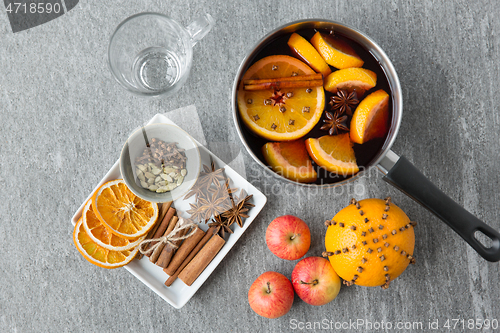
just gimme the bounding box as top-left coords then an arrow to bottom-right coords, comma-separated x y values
248,271 -> 294,318
291,257 -> 341,306
266,215 -> 310,260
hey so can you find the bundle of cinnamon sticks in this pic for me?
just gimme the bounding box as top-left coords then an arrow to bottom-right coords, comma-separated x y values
137,202 -> 226,287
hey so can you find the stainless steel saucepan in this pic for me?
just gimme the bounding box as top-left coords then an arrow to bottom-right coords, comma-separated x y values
231,19 -> 500,262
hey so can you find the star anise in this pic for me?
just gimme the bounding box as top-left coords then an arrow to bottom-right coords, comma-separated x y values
270,90 -> 286,106
214,185 -> 235,209
196,188 -> 231,220
208,214 -> 234,238
183,178 -> 206,200
233,189 -> 254,209
186,200 -> 209,223
320,111 -> 349,135
329,89 -> 358,116
198,160 -> 226,189
216,178 -> 238,200
223,189 -> 252,228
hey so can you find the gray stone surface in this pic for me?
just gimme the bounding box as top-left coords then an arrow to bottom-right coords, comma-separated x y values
1,1 -> 499,332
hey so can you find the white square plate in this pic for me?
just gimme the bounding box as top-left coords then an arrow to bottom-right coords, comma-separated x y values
71,114 -> 267,309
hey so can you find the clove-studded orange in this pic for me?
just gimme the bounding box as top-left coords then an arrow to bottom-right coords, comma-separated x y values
324,197 -> 416,289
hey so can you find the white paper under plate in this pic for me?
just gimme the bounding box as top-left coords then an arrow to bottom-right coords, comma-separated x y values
71,113 -> 267,309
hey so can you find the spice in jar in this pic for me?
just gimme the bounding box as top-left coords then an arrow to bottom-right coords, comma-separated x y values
134,138 -> 187,193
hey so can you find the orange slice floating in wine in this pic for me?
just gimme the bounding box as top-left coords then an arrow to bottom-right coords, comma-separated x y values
324,68 -> 377,97
350,89 -> 390,144
237,55 -> 325,141
310,32 -> 364,69
262,139 -> 317,183
287,33 -> 332,77
305,134 -> 359,175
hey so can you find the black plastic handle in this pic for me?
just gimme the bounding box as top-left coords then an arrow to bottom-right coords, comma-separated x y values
383,156 -> 500,262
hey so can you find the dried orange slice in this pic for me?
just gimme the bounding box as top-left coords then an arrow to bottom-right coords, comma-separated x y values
324,68 -> 376,97
92,179 -> 158,239
310,32 -> 364,69
287,33 -> 332,77
82,200 -> 145,251
73,217 -> 138,269
305,134 -> 359,175
238,55 -> 325,141
262,139 -> 317,183
350,89 -> 390,144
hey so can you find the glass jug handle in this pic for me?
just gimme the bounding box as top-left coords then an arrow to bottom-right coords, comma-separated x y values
186,13 -> 215,47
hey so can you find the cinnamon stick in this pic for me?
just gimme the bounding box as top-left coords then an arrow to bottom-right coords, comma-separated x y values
164,227 -> 217,287
150,216 -> 178,263
243,73 -> 322,85
163,227 -> 205,275
244,79 -> 323,91
144,207 -> 176,257
137,201 -> 172,260
178,233 -> 225,286
158,201 -> 173,222
155,218 -> 189,268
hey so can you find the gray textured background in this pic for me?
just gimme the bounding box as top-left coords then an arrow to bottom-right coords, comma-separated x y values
1,1 -> 499,332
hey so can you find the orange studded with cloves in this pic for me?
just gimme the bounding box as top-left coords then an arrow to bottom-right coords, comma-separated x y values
324,197 -> 416,289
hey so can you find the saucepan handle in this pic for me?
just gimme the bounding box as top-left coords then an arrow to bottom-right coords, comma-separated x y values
377,150 -> 500,262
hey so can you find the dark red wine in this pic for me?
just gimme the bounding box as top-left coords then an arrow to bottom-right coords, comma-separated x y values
238,28 -> 392,185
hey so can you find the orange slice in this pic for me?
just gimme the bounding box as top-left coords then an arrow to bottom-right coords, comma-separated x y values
73,218 -> 138,269
287,33 -> 332,77
305,134 -> 359,175
262,139 -> 317,183
82,200 -> 145,251
238,55 -> 325,141
92,179 -> 158,239
350,89 -> 390,144
324,68 -> 376,97
311,32 -> 364,69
